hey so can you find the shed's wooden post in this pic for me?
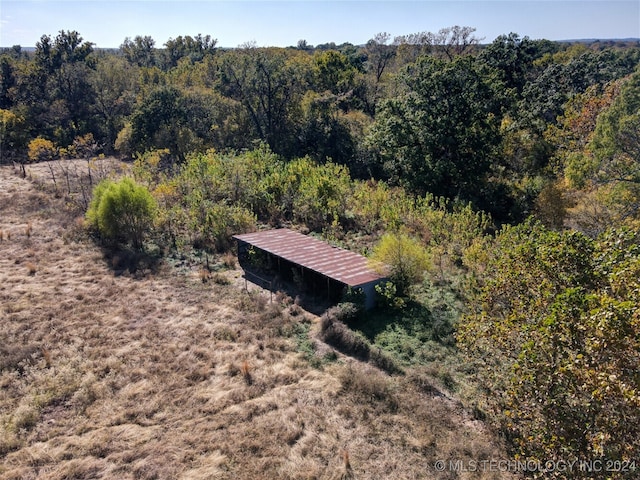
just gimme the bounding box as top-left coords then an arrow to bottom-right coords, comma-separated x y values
327,277 -> 330,302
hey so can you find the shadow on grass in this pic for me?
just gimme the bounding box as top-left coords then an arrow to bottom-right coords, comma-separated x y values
342,280 -> 465,375
351,299 -> 455,348
102,245 -> 163,278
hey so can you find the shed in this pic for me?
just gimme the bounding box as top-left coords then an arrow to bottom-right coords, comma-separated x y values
233,229 -> 386,309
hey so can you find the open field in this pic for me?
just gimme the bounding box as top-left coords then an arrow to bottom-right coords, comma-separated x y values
0,165 -> 516,479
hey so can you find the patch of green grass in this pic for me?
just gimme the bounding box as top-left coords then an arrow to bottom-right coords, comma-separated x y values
353,277 -> 463,363
344,276 -> 474,392
294,322 -> 338,369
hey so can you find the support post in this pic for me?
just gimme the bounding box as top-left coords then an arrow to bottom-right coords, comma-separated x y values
327,277 -> 330,302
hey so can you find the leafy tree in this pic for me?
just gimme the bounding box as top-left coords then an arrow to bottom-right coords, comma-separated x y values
561,70 -> 640,228
19,31 -> 98,145
297,91 -> 355,165
120,36 -> 157,68
545,72 -> 640,233
521,48 -> 640,129
589,70 -> 640,189
86,177 -> 157,249
459,221 -> 640,471
162,34 -> 217,69
0,55 -> 16,109
479,33 -> 549,97
217,47 -> 311,156
545,81 -> 622,182
89,55 -> 137,152
0,109 -> 27,163
368,55 -> 502,206
296,39 -> 311,51
129,85 -> 188,160
313,50 -> 356,96
370,232 -> 431,297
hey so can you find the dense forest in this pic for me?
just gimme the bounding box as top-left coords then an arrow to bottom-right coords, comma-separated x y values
2,29 -> 639,224
2,27 -> 640,476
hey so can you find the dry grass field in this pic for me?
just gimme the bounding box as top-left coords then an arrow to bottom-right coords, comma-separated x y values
1,164 -> 517,479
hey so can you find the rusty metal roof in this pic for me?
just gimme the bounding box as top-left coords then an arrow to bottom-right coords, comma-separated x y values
233,229 -> 385,287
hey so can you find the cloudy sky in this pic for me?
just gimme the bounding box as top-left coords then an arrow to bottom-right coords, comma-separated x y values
1,0 -> 639,49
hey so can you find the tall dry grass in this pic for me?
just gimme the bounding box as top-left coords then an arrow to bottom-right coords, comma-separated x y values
0,165 -> 516,479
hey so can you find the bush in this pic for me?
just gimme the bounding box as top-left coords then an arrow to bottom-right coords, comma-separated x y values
86,177 -> 157,249
192,202 -> 256,252
27,137 -> 57,162
369,232 -> 431,298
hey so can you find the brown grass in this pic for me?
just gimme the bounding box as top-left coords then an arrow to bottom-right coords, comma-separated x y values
0,165 -> 517,479
25,261 -> 37,275
211,272 -> 231,285
222,251 -> 237,269
198,266 -> 211,283
240,360 -> 252,385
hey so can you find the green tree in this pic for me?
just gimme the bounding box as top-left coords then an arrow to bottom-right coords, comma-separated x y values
459,221 -> 640,471
590,70 -> 640,189
370,232 -> 430,297
162,34 -> 217,69
521,47 -> 640,129
22,30 -> 97,146
313,50 -> 356,96
297,91 -> 356,165
479,33 -> 553,98
217,47 -> 311,157
0,55 -> 16,109
547,72 -> 640,232
86,177 -> 157,249
0,109 -> 27,163
368,55 -> 502,206
89,55 -> 137,152
545,81 -> 622,182
120,36 -> 157,68
129,85 -> 192,160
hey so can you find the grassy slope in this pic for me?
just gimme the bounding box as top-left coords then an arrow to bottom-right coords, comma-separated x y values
0,164 -> 516,480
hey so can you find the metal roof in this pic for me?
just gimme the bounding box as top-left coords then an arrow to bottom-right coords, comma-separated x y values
233,229 -> 385,287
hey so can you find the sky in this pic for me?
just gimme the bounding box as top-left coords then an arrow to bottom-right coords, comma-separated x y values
1,0 -> 639,49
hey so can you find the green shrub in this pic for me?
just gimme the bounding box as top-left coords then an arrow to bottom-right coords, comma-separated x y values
86,177 -> 157,249
370,232 -> 431,298
191,201 -> 256,252
375,281 -> 406,309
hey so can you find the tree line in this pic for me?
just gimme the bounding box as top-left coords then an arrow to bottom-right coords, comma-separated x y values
1,29 -> 639,224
